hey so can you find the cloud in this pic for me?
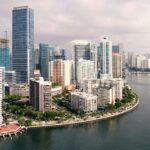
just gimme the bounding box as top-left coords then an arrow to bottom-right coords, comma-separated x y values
0,0 -> 150,53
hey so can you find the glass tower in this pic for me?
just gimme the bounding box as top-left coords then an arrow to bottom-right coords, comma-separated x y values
39,43 -> 55,80
72,40 -> 91,82
97,38 -> 112,78
0,39 -> 10,70
12,6 -> 34,83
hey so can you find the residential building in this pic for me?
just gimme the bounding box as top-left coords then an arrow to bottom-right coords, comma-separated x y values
0,67 -> 5,125
97,38 -> 112,78
49,59 -> 64,85
77,59 -> 96,84
71,92 -> 97,112
30,76 -> 52,112
112,53 -> 122,78
12,6 -> 34,83
72,40 -> 91,81
9,84 -> 29,97
63,60 -> 74,89
81,78 -> 123,106
0,39 -> 10,70
49,60 -> 74,89
90,43 -> 97,79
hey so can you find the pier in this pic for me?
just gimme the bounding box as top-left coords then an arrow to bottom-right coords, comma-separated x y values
0,123 -> 27,139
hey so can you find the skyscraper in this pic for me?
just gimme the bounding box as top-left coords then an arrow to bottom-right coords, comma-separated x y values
12,6 -> 34,83
72,40 -> 91,81
97,38 -> 112,78
0,39 -> 10,70
0,67 -> 5,125
39,43 -> 55,80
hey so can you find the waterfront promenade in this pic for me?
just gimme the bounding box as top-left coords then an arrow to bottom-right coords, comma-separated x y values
29,99 -> 139,129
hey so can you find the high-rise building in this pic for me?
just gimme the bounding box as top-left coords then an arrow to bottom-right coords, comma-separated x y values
0,67 -> 5,125
112,53 -> 122,78
63,60 -> 74,87
39,43 -> 54,80
97,38 -> 112,78
72,40 -> 91,81
77,59 -> 96,84
49,60 -> 75,90
12,6 -> 34,83
90,43 -> 97,79
0,39 -> 10,70
30,75 -> 52,113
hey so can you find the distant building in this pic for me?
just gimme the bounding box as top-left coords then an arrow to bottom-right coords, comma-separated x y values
112,53 -> 122,78
34,47 -> 39,69
0,39 -> 10,70
49,59 -> 64,85
71,92 -> 97,112
90,43 -> 97,79
97,38 -> 112,78
12,6 -> 34,83
39,43 -> 55,80
5,70 -> 16,85
72,40 -> 91,81
0,67 -> 5,125
63,60 -> 74,89
54,47 -> 65,60
112,45 -> 119,53
30,76 -> 52,112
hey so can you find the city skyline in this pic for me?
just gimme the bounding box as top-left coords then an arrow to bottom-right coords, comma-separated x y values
1,0 -> 150,53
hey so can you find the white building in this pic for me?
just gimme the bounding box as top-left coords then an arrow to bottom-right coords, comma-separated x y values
71,92 -> 97,112
72,40 -> 92,82
9,84 -> 29,97
0,67 -> 5,125
63,60 -> 74,86
81,78 -> 123,106
97,38 -> 112,78
77,59 -> 96,83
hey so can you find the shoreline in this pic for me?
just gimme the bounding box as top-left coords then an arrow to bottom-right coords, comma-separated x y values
28,99 -> 139,129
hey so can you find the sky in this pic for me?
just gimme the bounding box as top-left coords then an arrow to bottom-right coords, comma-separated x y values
1,0 -> 150,54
